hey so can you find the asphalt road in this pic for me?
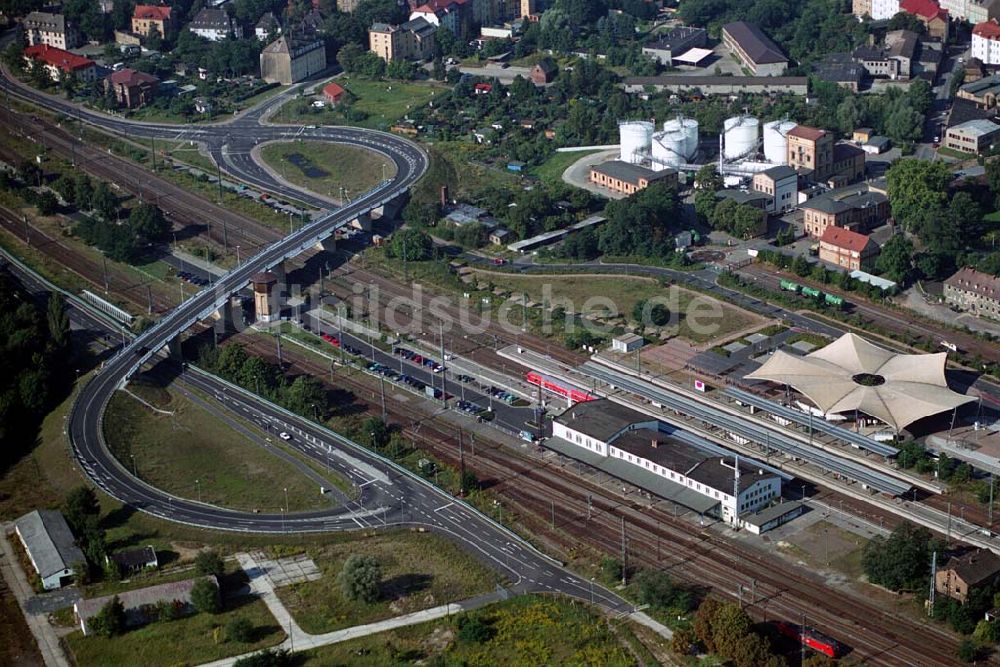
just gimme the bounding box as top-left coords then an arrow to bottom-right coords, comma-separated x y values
0,66 -> 635,613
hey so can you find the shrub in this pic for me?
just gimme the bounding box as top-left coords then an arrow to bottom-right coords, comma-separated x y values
191,579 -> 221,614
195,550 -> 225,576
233,648 -> 293,667
225,617 -> 255,643
337,554 -> 381,603
456,615 -> 493,643
89,595 -> 126,637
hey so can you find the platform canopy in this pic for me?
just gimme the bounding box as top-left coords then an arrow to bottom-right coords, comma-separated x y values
745,333 -> 974,431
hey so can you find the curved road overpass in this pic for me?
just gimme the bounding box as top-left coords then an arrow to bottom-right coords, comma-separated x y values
1,68 -> 637,614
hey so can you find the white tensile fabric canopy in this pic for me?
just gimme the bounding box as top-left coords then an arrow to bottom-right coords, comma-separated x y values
745,333 -> 974,431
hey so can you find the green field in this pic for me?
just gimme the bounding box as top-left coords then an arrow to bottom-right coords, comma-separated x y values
103,387 -> 339,513
300,595 -> 637,666
531,149 -> 602,185
65,595 -> 283,667
272,76 -> 448,129
259,140 -> 395,201
472,272 -> 763,344
276,530 -> 502,634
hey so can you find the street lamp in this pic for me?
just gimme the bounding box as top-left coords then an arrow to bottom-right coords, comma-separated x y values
195,478 -> 201,503
130,454 -> 137,477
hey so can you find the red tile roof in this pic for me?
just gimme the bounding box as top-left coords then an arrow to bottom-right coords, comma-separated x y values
821,226 -> 872,253
133,4 -> 172,20
108,68 -> 158,86
23,44 -> 94,72
900,0 -> 948,21
322,82 -> 345,100
974,20 -> 1000,40
788,125 -> 827,141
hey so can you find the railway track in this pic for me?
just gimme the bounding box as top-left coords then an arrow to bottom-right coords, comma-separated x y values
234,332 -> 965,666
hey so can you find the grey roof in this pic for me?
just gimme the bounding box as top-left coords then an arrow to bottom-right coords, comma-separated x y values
401,16 -> 435,37
613,429 -> 709,474
943,549 -> 1000,587
624,75 -> 807,87
722,21 -> 787,65
841,190 -> 888,208
15,510 -> 85,579
109,546 -> 157,570
370,22 -> 394,32
950,118 -> 1000,137
803,195 -> 852,215
715,189 -> 769,205
687,456 -> 778,494
886,30 -> 917,60
833,142 -> 865,161
760,165 -> 797,181
644,26 -> 706,51
256,12 -> 279,29
592,160 -> 674,185
741,500 -> 804,527
24,11 -> 67,33
852,46 -> 888,61
554,399 -> 655,442
866,135 -> 891,148
814,60 -> 864,84
960,74 -> 1000,98
189,8 -> 231,30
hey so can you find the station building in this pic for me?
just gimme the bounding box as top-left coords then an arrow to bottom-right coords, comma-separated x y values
552,399 -> 782,526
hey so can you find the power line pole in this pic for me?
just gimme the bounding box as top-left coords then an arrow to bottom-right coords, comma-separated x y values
620,515 -> 627,587
379,375 -> 387,420
458,429 -> 466,496
276,332 -> 283,366
928,550 -> 937,615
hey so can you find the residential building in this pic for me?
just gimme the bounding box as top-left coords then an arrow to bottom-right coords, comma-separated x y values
936,549 -> 1000,603
519,0 -> 535,18
530,57 -> 557,84
819,226 -> 880,271
751,165 -> 798,214
621,76 -> 808,96
641,27 -> 708,65
107,546 -> 158,574
973,21 -> 1000,64
900,0 -> 950,40
104,68 -> 159,108
803,190 -> 890,236
23,11 -> 79,49
945,118 -> 1000,153
853,128 -> 874,143
866,0 -> 902,19
589,161 -> 678,196
612,333 -> 645,353
943,0 -> 1000,22
966,56 -> 988,82
368,18 -> 436,62
852,31 -> 917,81
259,34 -> 326,85
23,44 -> 96,83
188,8 -> 240,41
944,267 -> 1000,319
552,399 -> 781,526
14,510 -> 85,590
410,0 -> 471,39
255,12 -> 280,40
131,4 -> 173,38
863,135 -> 892,153
323,81 -> 346,104
829,143 -> 866,185
787,125 -> 834,178
75,576 -> 218,635
721,21 -> 788,77
853,0 -> 874,16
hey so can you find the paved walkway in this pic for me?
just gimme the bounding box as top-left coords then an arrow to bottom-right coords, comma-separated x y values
200,552 -> 508,666
0,527 -> 71,667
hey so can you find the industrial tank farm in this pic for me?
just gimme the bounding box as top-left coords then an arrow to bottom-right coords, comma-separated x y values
763,119 -> 797,165
618,121 -> 654,164
723,115 -> 760,160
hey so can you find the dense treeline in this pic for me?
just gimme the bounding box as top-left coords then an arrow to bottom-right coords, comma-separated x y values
0,274 -> 71,466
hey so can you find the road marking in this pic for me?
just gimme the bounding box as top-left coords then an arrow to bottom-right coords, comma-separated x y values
352,517 -> 363,528
434,502 -> 454,512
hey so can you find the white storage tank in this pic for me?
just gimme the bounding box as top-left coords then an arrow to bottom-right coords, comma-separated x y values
651,130 -> 687,168
762,119 -> 797,165
723,116 -> 759,161
619,121 -> 654,164
662,115 -> 699,160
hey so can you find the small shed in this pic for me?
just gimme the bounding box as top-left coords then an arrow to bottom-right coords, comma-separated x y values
322,81 -> 346,104
531,57 -> 558,85
489,228 -> 510,245
507,161 -> 525,172
107,546 -> 158,574
612,333 -> 645,353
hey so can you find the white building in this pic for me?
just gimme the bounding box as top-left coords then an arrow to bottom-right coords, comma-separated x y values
870,0 -> 902,19
612,333 -> 645,353
188,8 -> 240,41
23,11 -> 79,49
552,400 -> 781,525
973,21 -> 1000,64
14,510 -> 85,590
752,165 -> 798,214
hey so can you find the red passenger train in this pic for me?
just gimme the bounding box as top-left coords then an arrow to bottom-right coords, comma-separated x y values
525,371 -> 597,404
774,621 -> 845,659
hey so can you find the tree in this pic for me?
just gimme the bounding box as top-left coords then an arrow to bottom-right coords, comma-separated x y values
876,234 -> 914,285
711,603 -> 754,662
957,639 -> 979,663
225,617 -> 255,643
634,570 -> 692,612
337,554 -> 381,603
191,578 -> 222,614
47,295 -> 69,349
633,299 -> 670,327
194,550 -> 225,577
32,191 -> 58,216
74,173 -> 94,211
128,203 -> 169,242
89,595 -> 126,637
432,56 -> 445,80
145,24 -> 162,51
389,228 -> 433,261
456,614 -> 493,642
91,181 -> 119,221
694,164 -> 722,192
862,522 -> 932,591
692,597 -> 723,652
281,375 -> 328,419
63,486 -> 100,534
